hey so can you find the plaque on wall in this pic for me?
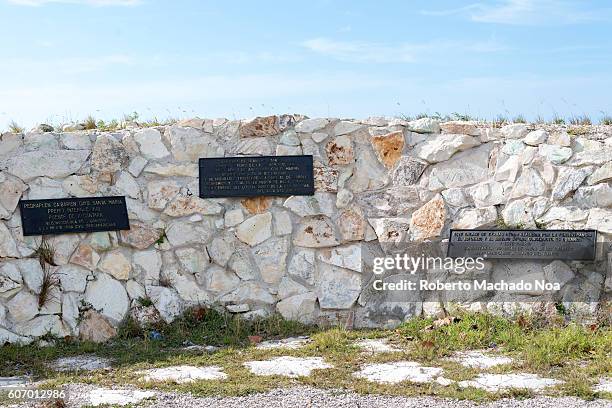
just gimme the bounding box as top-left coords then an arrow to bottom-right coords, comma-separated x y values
447,229 -> 597,260
199,155 -> 315,198
19,196 -> 130,236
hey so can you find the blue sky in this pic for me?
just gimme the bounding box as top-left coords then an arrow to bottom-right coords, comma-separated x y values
1,0 -> 611,128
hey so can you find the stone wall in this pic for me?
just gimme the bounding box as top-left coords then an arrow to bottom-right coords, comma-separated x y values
0,115 -> 611,344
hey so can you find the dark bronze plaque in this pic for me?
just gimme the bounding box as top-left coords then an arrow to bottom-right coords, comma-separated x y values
447,229 -> 597,260
199,155 -> 315,198
19,196 -> 130,236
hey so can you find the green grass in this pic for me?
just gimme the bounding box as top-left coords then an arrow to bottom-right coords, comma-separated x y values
0,310 -> 609,402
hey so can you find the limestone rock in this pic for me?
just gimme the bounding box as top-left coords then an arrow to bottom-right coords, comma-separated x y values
587,162 -> 612,185
407,118 -> 440,134
273,210 -> 292,236
283,193 -> 335,217
313,164 -> 339,192
231,137 -> 273,155
368,217 -> 411,243
414,134 -> 480,163
325,136 -> 354,165
453,206 -> 497,229
276,144 -> 302,156
494,155 -> 521,182
84,273 -> 129,323
62,175 -> 98,196
224,209 -> 244,227
175,247 -> 209,275
573,184 -> 612,208
543,260 -> 574,287
0,262 -> 22,298
79,310 -> 117,343
91,135 -> 129,173
338,206 -> 366,242
0,221 -> 19,258
278,277 -> 309,299
441,188 -> 470,208
538,144 -> 573,164
204,265 -> 239,295
241,196 -> 272,214
336,188 -> 353,208
133,128 -> 170,159
537,206 -> 588,224
4,150 -> 89,182
164,195 -> 222,217
510,168 -> 547,199
276,292 -> 317,324
585,208 -> 612,234
317,244 -> 362,273
219,281 -> 275,305
501,139 -> 525,156
57,264 -> 90,292
370,131 -> 404,168
440,121 -> 479,135
148,286 -> 183,323
235,213 -> 272,246
288,248 -> 316,285
410,195 -> 446,241
524,129 -> 548,146
28,177 -> 66,199
295,118 -> 329,133
17,259 -> 44,294
293,216 -> 339,248
165,126 -> 224,161
147,180 -> 180,210
316,263 -> 361,309
502,199 -> 535,228
114,172 -> 141,199
239,116 -> 279,137
552,166 -> 593,200
165,220 -> 213,247
279,129 -> 300,146
392,157 -> 427,186
7,290 -> 39,323
208,234 -> 235,266
500,123 -> 529,139
0,173 -> 27,219
548,131 -> 571,147
120,222 -> 160,250
347,148 -> 389,193
252,237 -> 289,284
467,181 -> 506,208
98,250 -> 131,280
334,121 -> 363,136
144,163 -> 197,177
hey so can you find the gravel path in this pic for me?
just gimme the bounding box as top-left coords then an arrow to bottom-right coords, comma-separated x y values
7,384 -> 604,408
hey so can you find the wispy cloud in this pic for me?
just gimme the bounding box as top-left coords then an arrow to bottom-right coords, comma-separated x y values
7,0 -> 141,6
301,37 -> 504,63
422,0 -> 611,25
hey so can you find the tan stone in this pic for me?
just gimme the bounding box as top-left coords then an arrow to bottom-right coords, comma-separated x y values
314,164 -> 339,192
70,244 -> 100,270
325,136 -> 354,165
370,131 -> 404,169
91,135 -> 129,173
79,310 -> 117,343
241,196 -> 272,214
440,121 -> 480,136
164,196 -> 223,217
410,195 -> 447,240
98,250 -> 131,280
119,222 -> 160,250
338,207 -> 366,242
239,116 -> 279,137
293,216 -> 339,248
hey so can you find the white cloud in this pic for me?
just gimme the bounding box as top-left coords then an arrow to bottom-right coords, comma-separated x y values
423,0 -> 610,25
7,0 -> 141,6
301,37 -> 504,63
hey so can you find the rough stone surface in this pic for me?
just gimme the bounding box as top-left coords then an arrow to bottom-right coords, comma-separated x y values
140,365 -> 228,383
354,338 -> 402,353
52,355 -> 112,372
244,357 -> 332,377
458,373 -> 562,391
449,351 -> 513,369
354,361 -> 446,384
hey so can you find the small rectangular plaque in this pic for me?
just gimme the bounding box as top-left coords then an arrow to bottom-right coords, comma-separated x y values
19,196 -> 130,236
199,155 -> 315,198
447,229 -> 597,260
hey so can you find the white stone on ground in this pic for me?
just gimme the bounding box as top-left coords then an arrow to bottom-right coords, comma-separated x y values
449,350 -> 513,369
458,373 -> 562,391
354,338 -> 402,353
51,355 -> 112,371
0,376 -> 29,388
256,336 -> 311,350
353,361 -> 451,385
244,356 -> 332,378
87,387 -> 156,406
594,377 -> 612,393
139,365 -> 228,383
